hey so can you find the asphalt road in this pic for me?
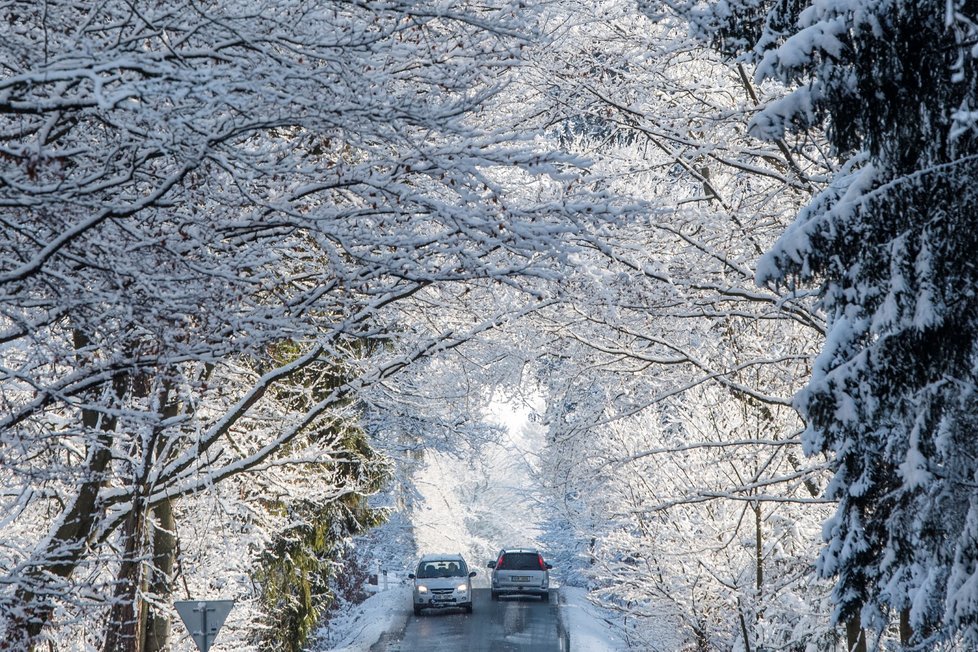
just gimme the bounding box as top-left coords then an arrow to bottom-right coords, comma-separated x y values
370,588 -> 567,652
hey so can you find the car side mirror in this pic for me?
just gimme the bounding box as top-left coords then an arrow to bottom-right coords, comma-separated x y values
487,561 -> 496,569
408,573 -> 415,579
469,570 -> 477,577
545,563 -> 553,570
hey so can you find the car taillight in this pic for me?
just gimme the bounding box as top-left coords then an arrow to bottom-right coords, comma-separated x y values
538,554 -> 545,570
496,556 -> 504,569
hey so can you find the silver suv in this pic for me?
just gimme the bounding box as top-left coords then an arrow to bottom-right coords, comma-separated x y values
487,548 -> 552,600
409,553 -> 476,615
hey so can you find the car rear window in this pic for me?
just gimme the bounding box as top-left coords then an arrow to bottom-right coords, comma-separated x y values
499,553 -> 542,571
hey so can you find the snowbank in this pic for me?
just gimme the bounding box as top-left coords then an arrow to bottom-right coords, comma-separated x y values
560,585 -> 626,651
310,585 -> 410,652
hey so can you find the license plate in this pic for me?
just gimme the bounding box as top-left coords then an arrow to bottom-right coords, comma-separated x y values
512,576 -> 530,582
435,597 -> 453,602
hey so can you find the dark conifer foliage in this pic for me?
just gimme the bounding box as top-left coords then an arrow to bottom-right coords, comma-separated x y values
645,0 -> 978,644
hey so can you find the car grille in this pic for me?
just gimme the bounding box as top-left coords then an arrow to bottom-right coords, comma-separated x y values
431,588 -> 454,595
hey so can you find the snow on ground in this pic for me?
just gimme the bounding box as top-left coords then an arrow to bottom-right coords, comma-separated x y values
308,585 -> 410,652
560,586 -> 626,651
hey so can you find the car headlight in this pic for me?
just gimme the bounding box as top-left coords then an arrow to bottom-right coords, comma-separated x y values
456,584 -> 468,593
417,585 -> 428,593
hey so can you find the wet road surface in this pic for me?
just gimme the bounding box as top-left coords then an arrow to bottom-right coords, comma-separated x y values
370,588 -> 566,652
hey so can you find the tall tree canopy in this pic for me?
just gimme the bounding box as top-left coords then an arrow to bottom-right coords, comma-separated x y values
479,1 -> 837,648
644,0 -> 978,645
0,1 -> 614,649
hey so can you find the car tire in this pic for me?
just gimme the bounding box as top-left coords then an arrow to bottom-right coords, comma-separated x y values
539,590 -> 550,601
413,605 -> 423,616
465,603 -> 473,614
490,590 -> 498,601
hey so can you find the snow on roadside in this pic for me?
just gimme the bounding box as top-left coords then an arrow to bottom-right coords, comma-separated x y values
560,585 -> 626,651
308,585 -> 410,652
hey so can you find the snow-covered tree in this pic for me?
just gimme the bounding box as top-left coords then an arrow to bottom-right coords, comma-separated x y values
504,2 -> 836,648
0,1 -> 616,649
644,0 -> 978,647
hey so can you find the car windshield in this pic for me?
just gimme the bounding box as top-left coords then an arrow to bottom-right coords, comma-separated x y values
499,553 -> 542,571
417,560 -> 467,578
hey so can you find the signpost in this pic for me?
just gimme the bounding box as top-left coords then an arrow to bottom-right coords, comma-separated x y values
174,600 -> 235,652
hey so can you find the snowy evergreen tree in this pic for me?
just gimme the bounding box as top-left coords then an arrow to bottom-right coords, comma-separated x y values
645,0 -> 978,646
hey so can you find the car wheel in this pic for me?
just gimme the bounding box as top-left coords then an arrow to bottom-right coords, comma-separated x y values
490,590 -> 498,601
465,603 -> 473,614
540,590 -> 550,601
413,605 -> 423,616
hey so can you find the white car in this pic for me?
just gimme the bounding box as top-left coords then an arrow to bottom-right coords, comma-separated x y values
487,548 -> 552,600
409,553 -> 476,616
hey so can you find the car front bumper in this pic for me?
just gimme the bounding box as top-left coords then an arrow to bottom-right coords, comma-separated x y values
414,591 -> 471,608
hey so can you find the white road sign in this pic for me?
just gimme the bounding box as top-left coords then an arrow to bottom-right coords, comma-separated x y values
174,599 -> 235,652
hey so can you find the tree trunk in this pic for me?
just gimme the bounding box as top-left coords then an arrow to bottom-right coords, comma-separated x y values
846,615 -> 867,652
103,379 -> 182,652
143,499 -> 178,652
1,437 -> 114,651
101,507 -> 147,652
2,330 -> 123,650
899,607 -> 914,647
754,501 -> 763,592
